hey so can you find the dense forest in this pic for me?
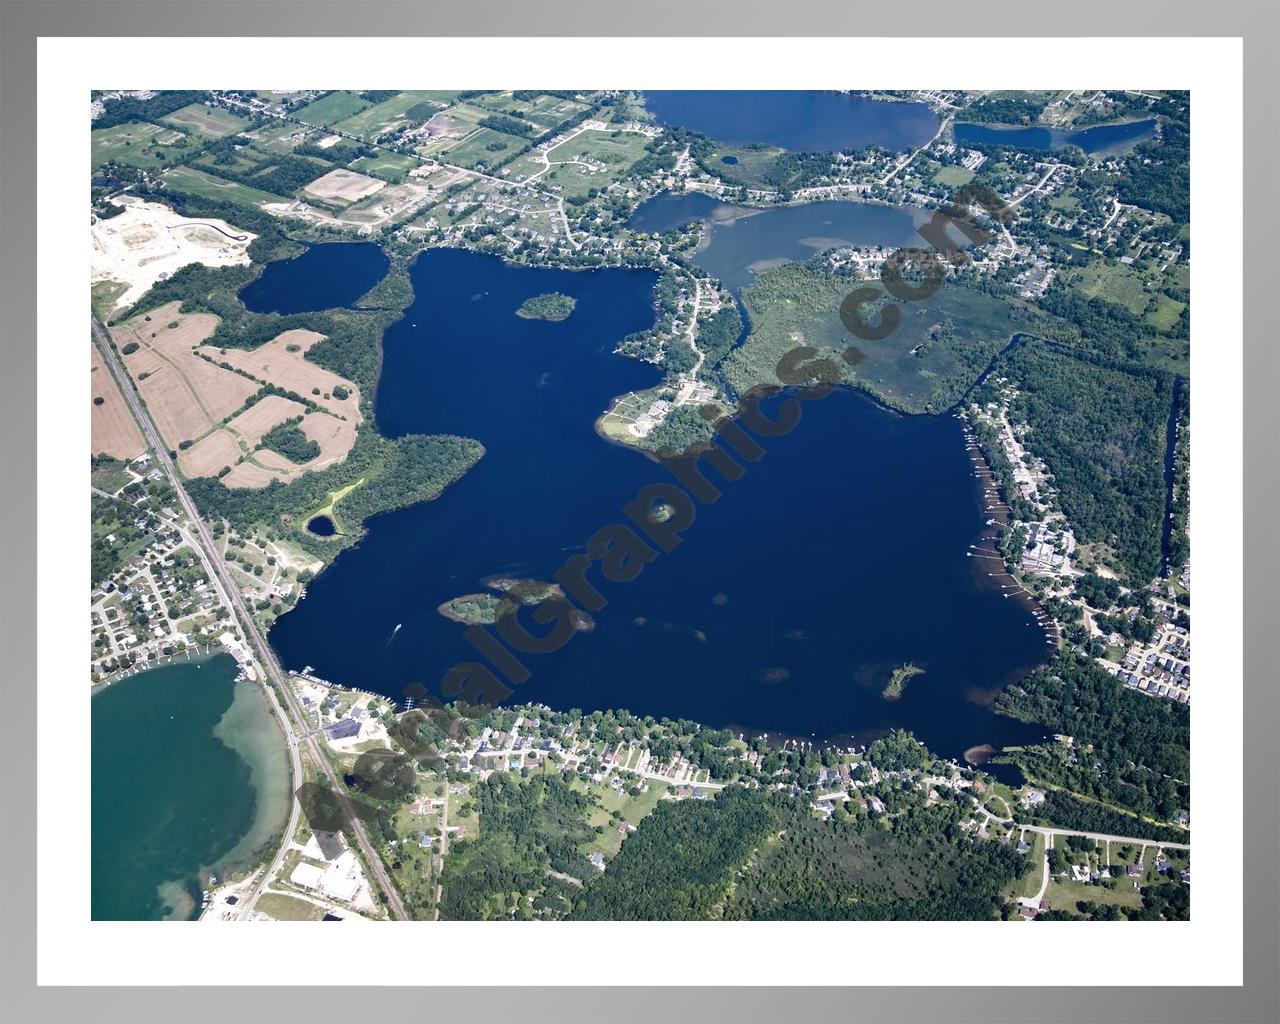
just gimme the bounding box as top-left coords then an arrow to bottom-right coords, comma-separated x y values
1116,96 -> 1190,223
1020,789 -> 1188,845
724,796 -> 1028,920
964,94 -> 1048,125
571,787 -> 775,919
988,338 -> 1171,582
996,654 -> 1190,821
438,772 -> 597,920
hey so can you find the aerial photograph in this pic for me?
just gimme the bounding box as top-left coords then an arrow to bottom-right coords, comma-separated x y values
88,88 -> 1191,924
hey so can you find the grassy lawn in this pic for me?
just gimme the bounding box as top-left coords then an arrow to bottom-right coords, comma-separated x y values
349,150 -> 420,184
581,778 -> 669,856
92,122 -> 187,170
1043,875 -> 1143,914
91,457 -> 134,493
306,477 -> 366,528
1144,294 -> 1186,332
161,102 -> 250,139
1069,260 -> 1152,316
162,165 -> 278,208
1013,832 -> 1046,899
932,165 -> 975,188
255,892 -> 326,921
295,91 -> 371,127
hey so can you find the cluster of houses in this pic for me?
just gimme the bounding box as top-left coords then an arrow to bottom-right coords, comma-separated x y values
1115,623 -> 1191,702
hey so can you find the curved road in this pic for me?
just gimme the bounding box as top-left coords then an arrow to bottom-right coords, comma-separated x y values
91,316 -> 408,921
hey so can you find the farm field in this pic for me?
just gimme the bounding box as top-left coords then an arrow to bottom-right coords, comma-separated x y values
161,102 -> 250,139
90,343 -> 146,460
349,151 -> 419,184
303,168 -> 386,204
91,122 -> 186,170
112,304 -> 257,450
332,91 -> 442,140
439,127 -> 529,170
161,165 -> 279,209
197,329 -> 361,423
295,90 -> 371,127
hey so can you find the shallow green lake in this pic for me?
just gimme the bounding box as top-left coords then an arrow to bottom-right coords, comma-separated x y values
91,653 -> 290,920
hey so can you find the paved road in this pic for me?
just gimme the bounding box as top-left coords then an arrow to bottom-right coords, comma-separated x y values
91,316 -> 409,921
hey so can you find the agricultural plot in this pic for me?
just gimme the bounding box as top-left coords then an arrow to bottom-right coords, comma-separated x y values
303,168 -> 386,204
91,122 -> 186,170
349,150 -> 419,184
248,119 -> 319,154
197,329 -> 361,423
112,305 -> 258,451
332,90 -> 443,140
161,102 -> 250,139
162,165 -> 279,209
439,127 -> 529,170
295,90 -> 371,127
90,343 -> 146,460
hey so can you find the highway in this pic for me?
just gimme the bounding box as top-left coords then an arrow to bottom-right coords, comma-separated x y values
91,316 -> 409,921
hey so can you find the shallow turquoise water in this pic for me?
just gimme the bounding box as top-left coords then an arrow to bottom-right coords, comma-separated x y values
91,654 -> 290,920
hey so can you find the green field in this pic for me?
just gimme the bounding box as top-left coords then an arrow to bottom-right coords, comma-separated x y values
441,127 -> 529,170
161,102 -> 249,139
1069,260 -> 1153,317
162,165 -> 278,208
91,122 -> 186,170
724,261 -> 1024,414
295,91 -> 371,127
469,92 -> 588,131
333,91 -> 442,140
349,150 -> 419,184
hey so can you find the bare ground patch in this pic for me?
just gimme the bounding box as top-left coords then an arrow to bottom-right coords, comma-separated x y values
178,429 -> 243,478
303,168 -> 386,203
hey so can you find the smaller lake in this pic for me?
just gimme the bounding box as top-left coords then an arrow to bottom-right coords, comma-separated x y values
954,119 -> 1157,155
628,194 -> 926,293
307,514 -> 336,536
239,241 -> 389,314
92,654 -> 291,920
644,91 -> 940,153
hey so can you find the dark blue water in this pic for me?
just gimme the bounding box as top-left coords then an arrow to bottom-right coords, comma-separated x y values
628,195 -> 926,293
954,119 -> 1156,155
644,91 -> 940,153
239,241 -> 390,314
307,515 -> 336,536
269,248 -> 1049,760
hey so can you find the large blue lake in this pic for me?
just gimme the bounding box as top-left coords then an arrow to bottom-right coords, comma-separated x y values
267,247 -> 1050,762
954,118 -> 1157,155
644,91 -> 940,153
